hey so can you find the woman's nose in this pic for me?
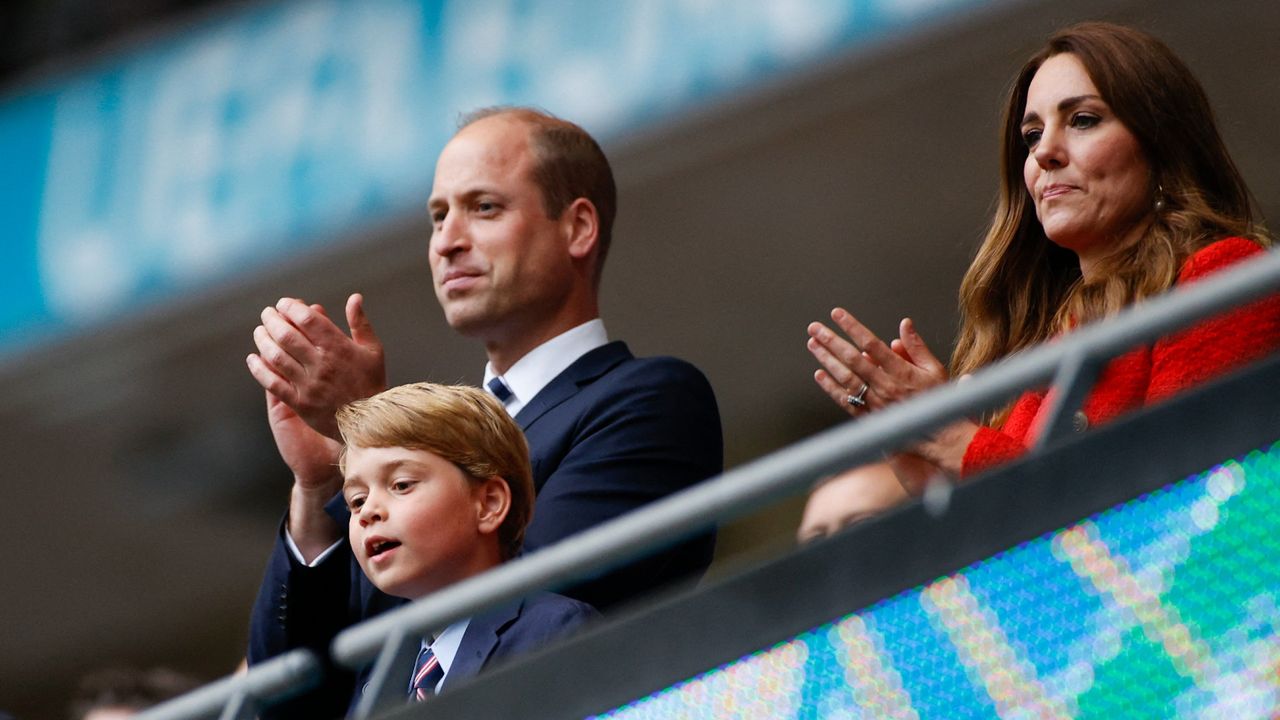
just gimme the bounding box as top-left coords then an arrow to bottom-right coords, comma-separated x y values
1033,126 -> 1067,169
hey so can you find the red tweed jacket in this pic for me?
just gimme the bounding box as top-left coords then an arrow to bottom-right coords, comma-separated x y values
962,237 -> 1280,477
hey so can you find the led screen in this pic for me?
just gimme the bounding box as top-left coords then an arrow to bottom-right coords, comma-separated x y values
594,440 -> 1280,719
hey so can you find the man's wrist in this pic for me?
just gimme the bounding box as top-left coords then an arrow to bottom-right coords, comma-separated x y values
287,482 -> 343,562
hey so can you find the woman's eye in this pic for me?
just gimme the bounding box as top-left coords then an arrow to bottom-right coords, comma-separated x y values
1021,128 -> 1042,148
1070,113 -> 1100,129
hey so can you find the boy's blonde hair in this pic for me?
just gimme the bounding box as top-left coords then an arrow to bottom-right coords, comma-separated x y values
335,382 -> 534,560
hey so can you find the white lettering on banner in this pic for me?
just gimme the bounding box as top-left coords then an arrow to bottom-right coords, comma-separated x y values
37,0 -> 425,322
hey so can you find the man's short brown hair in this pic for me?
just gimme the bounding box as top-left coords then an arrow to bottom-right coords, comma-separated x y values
460,106 -> 618,279
335,382 -> 534,560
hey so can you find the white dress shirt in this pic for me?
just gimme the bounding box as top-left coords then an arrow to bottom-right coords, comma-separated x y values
482,318 -> 609,416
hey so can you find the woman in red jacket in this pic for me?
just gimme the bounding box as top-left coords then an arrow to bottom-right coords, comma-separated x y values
807,22 -> 1279,490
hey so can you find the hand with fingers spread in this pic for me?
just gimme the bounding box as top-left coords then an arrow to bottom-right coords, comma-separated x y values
247,293 -> 387,440
807,309 -> 949,414
807,308 -> 978,477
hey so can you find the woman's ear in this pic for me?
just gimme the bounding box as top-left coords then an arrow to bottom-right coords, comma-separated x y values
474,476 -> 512,534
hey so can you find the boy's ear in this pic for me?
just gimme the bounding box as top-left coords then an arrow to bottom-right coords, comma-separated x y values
474,476 -> 511,535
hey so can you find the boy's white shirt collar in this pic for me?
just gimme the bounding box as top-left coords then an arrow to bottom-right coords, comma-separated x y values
418,618 -> 470,693
483,318 -> 608,417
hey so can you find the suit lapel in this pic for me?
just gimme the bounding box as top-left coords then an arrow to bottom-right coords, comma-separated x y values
513,341 -> 632,430
443,599 -> 525,690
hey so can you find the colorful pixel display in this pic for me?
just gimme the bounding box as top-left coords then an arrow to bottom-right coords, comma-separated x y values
594,440 -> 1280,719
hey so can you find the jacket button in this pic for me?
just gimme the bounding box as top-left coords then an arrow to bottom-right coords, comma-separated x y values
1072,411 -> 1089,432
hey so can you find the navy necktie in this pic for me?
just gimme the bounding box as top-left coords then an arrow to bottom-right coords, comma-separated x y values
410,643 -> 444,700
487,376 -> 514,404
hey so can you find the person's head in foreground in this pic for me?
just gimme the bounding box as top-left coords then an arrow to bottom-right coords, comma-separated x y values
954,20 -> 1267,380
337,382 -> 534,599
797,463 -> 910,543
71,667 -> 201,720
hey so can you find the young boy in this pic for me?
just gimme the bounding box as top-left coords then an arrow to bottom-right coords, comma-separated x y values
336,382 -> 597,707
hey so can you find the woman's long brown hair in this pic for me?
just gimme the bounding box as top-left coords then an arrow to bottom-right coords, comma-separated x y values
952,22 -> 1268,423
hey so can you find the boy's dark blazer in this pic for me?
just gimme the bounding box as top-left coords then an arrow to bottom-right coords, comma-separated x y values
249,341 -> 723,717
348,592 -> 597,714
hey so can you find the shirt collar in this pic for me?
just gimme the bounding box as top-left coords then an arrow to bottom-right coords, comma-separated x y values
483,319 -> 608,416
422,617 -> 470,691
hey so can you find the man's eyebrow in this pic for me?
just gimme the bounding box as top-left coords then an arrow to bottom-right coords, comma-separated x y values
1022,94 -> 1103,125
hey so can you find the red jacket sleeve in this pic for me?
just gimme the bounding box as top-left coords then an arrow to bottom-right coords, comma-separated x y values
960,391 -> 1044,477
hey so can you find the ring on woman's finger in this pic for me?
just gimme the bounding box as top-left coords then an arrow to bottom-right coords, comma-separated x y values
846,383 -> 870,408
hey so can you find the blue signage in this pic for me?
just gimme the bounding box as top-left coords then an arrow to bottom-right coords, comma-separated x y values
0,0 -> 984,355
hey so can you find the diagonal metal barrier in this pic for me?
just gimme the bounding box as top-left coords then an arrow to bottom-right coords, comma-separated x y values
137,247 -> 1280,720
133,649 -> 321,720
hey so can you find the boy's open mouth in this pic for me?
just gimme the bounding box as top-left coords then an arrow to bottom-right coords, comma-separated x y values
367,538 -> 402,558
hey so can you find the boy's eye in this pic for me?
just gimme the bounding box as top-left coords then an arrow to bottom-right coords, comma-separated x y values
392,479 -> 415,492
346,495 -> 365,511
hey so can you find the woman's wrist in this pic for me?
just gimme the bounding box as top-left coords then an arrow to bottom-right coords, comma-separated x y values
918,419 -> 980,476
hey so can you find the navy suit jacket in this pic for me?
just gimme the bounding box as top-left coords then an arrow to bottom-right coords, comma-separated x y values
350,593 -> 597,716
249,341 -> 722,717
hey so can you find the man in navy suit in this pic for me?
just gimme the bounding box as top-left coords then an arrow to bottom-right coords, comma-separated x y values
336,382 -> 597,714
245,107 -> 721,715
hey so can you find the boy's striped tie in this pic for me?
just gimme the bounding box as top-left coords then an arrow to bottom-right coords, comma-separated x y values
410,644 -> 444,700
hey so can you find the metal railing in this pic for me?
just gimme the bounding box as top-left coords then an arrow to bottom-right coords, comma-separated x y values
135,649 -> 320,720
140,247 -> 1280,720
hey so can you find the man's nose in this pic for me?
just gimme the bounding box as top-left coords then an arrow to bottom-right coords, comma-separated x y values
430,213 -> 469,257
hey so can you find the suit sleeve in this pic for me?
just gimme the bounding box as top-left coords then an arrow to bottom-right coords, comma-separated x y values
1147,238 -> 1280,403
522,358 -> 723,610
247,520 -> 360,719
247,527 -> 353,661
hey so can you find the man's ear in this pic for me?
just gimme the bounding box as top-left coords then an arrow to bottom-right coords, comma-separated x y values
474,476 -> 511,535
562,197 -> 600,262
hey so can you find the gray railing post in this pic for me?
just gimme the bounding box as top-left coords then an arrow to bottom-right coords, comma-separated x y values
1036,345 -> 1104,448
214,692 -> 255,720
350,631 -> 421,720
